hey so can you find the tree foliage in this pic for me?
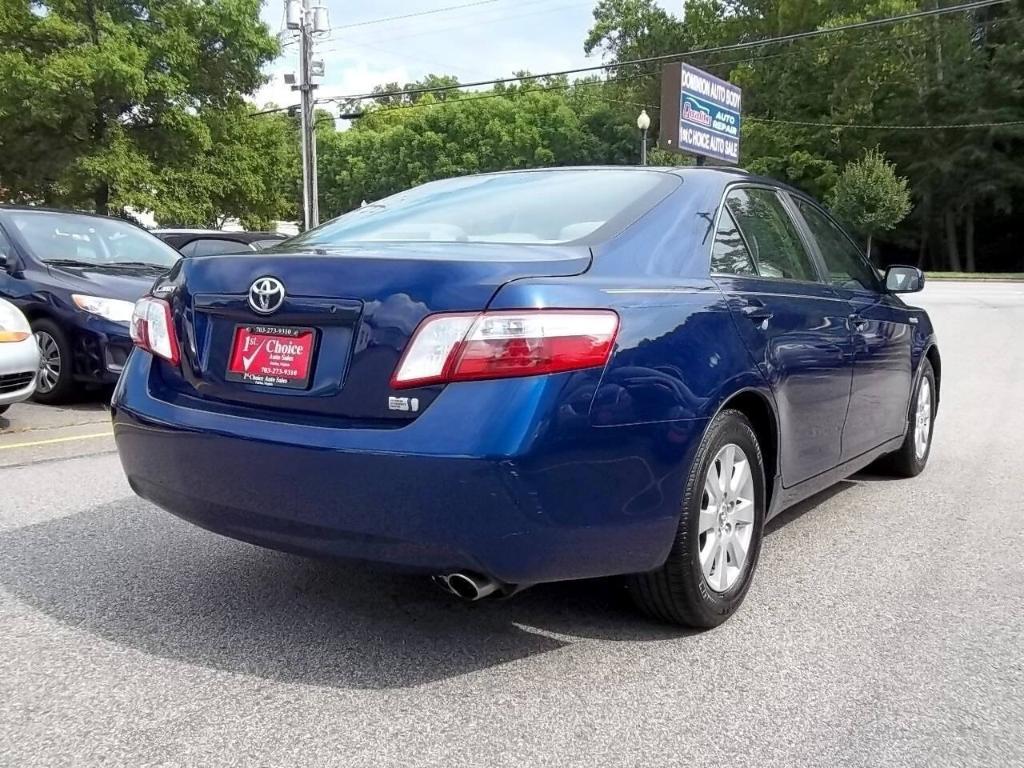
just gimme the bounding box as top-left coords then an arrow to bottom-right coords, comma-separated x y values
0,0 -> 289,224
829,148 -> 912,253
580,0 -> 1024,270
317,79 -> 645,216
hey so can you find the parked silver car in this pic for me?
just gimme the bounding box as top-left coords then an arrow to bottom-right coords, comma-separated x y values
0,298 -> 38,416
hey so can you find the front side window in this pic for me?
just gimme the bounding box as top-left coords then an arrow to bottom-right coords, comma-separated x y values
6,211 -> 180,269
725,188 -> 818,281
288,170 -> 678,247
711,207 -> 757,276
795,200 -> 879,291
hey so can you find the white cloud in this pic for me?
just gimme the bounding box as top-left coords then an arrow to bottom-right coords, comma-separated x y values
252,54 -> 415,110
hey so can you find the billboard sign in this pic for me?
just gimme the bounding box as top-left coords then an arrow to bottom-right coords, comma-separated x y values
659,63 -> 742,164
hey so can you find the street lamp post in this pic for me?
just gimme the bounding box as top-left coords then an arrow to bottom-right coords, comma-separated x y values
636,109 -> 651,166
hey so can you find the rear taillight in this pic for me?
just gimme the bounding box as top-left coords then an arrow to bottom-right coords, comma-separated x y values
391,310 -> 618,389
130,296 -> 180,365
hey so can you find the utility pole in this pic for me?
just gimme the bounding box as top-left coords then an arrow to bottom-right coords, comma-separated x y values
287,0 -> 327,230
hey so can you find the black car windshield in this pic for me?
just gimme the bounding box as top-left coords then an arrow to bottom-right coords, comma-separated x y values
289,170 -> 678,247
5,210 -> 181,268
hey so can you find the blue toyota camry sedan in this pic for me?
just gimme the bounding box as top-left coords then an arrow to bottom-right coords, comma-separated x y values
112,167 -> 939,627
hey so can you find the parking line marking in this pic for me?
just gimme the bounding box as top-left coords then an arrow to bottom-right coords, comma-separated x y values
0,431 -> 114,451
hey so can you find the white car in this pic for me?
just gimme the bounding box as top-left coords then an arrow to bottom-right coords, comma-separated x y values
0,298 -> 39,416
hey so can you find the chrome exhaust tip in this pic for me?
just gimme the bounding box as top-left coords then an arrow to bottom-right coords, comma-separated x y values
433,571 -> 500,601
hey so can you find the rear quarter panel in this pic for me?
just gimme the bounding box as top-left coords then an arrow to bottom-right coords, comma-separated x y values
490,277 -> 765,427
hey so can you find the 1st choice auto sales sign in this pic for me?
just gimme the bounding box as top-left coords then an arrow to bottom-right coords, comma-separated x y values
659,63 -> 742,164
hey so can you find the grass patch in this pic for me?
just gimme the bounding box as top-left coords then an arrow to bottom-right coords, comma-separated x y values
926,271 -> 1024,281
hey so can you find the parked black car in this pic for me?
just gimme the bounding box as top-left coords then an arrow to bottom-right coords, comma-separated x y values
153,229 -> 288,256
0,207 -> 181,403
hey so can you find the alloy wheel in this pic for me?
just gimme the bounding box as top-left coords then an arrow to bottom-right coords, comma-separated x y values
699,443 -> 756,593
914,377 -> 932,460
35,331 -> 61,394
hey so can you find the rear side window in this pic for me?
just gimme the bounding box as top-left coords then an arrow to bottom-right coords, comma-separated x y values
725,188 -> 818,281
795,200 -> 879,291
288,170 -> 678,247
250,238 -> 286,250
711,208 -> 757,276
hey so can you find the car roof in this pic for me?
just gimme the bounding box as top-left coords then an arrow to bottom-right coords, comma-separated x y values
0,204 -> 135,222
152,229 -> 287,241
0,205 -> 164,238
411,165 -> 804,198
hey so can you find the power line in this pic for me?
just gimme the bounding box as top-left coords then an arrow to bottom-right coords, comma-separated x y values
314,0 -> 588,50
281,0 -> 517,47
747,116 -> 1024,130
322,10 -> 1016,107
331,0 -> 502,31
326,0 -> 1011,104
252,0 -> 1013,119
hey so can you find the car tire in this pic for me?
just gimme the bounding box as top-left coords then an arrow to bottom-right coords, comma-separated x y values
31,319 -> 76,405
875,359 -> 935,478
628,409 -> 766,628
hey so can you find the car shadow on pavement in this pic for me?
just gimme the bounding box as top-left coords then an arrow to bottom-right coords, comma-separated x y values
50,385 -> 115,409
0,499 -> 688,690
0,387 -> 112,430
763,479 -> 858,536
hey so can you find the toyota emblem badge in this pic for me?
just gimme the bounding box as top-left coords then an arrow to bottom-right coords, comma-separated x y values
248,276 -> 285,315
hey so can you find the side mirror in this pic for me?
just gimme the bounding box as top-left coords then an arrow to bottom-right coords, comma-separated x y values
885,265 -> 925,294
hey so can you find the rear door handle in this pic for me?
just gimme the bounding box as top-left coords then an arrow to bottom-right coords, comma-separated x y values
849,314 -> 869,332
741,305 -> 773,322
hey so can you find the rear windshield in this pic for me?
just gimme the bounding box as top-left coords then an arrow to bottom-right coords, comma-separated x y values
5,210 -> 180,269
290,170 -> 678,247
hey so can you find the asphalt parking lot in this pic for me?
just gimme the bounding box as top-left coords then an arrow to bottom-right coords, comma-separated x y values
1,281 -> 1021,767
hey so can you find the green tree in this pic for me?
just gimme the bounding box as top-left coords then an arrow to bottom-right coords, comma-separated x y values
371,74 -> 462,106
152,106 -> 299,228
0,0 -> 279,216
829,148 -> 912,256
318,84 -> 621,217
585,0 -> 1024,271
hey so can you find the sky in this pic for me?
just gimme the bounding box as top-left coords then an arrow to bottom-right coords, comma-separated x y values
254,0 -> 679,111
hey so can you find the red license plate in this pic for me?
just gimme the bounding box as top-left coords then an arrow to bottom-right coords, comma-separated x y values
226,325 -> 315,389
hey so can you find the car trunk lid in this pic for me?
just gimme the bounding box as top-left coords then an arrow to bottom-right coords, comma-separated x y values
158,242 -> 591,422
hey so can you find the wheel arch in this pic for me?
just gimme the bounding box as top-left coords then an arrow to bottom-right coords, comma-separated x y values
21,304 -> 60,325
924,344 -> 941,411
714,388 -> 780,511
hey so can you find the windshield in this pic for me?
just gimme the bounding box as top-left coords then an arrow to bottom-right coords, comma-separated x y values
289,170 -> 678,247
5,210 -> 181,269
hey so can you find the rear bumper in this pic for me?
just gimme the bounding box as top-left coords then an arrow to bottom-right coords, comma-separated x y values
112,353 -> 707,584
0,337 -> 39,405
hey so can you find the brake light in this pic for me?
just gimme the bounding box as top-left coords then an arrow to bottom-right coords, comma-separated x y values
130,296 -> 180,365
391,310 -> 618,389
